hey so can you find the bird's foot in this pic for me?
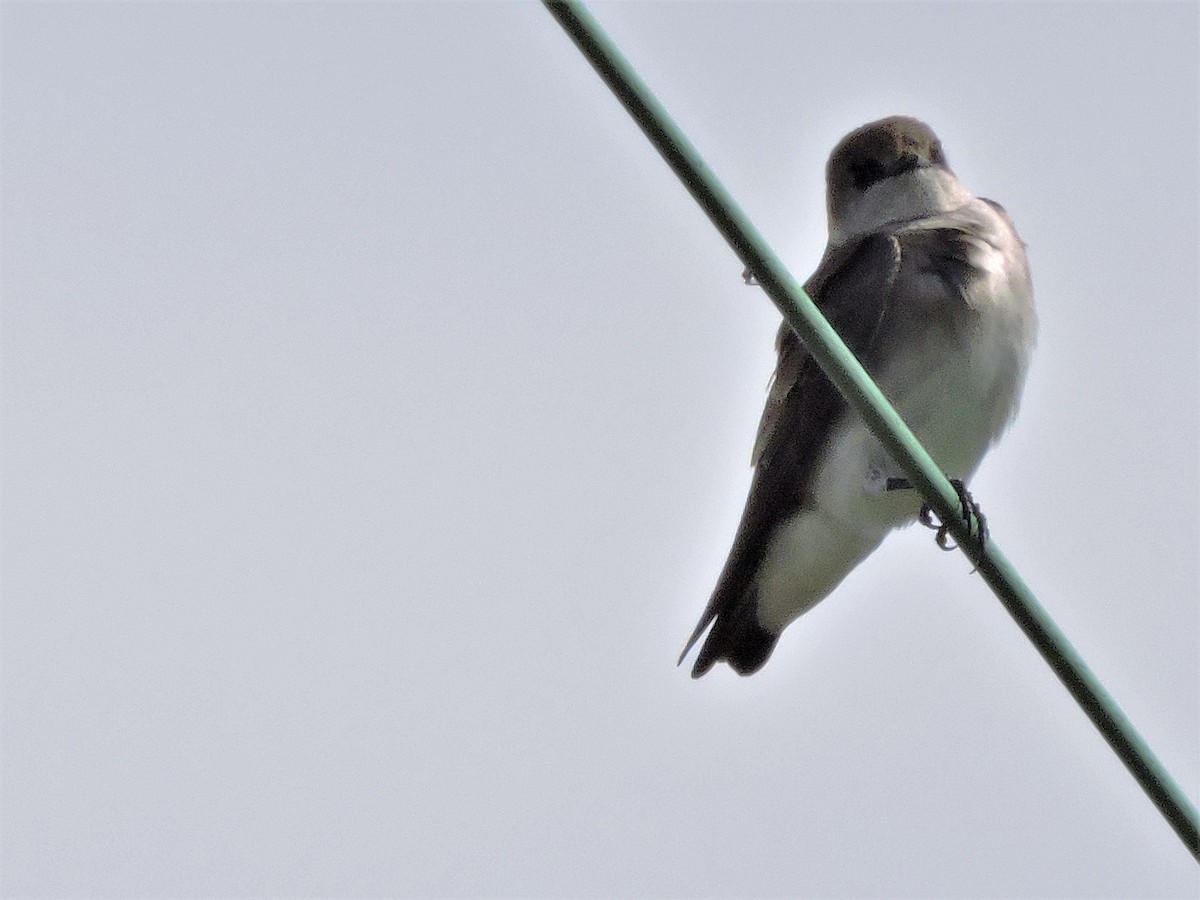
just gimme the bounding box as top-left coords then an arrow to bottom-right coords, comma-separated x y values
918,479 -> 987,553
885,476 -> 987,554
742,265 -> 758,286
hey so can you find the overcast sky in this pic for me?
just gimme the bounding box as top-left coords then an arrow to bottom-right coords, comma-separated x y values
3,2 -> 1198,897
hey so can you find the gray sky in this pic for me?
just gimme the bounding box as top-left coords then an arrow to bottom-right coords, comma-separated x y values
3,1 -> 1197,897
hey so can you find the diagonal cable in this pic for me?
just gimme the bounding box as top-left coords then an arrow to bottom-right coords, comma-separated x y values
541,0 -> 1199,862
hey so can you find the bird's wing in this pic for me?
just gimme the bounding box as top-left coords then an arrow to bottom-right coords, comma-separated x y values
681,230 -> 919,675
751,236 -> 903,467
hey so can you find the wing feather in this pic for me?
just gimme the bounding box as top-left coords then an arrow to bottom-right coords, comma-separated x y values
682,233 -> 905,673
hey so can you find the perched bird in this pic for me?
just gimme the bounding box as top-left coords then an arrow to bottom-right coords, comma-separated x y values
680,116 -> 1036,678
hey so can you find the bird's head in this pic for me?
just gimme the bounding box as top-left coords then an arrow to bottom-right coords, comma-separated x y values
826,116 -> 971,245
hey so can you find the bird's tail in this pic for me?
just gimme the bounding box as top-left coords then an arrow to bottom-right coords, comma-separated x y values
680,586 -> 779,678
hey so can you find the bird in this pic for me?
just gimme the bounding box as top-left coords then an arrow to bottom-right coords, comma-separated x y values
680,116 -> 1036,678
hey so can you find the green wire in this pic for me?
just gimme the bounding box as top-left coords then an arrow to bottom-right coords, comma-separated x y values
541,0 -> 1200,863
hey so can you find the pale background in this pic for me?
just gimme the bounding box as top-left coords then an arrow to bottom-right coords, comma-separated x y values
2,2 -> 1197,897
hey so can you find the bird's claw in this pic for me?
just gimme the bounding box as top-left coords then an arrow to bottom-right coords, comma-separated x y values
918,503 -> 957,550
886,476 -> 988,555
919,479 -> 987,554
742,265 -> 759,286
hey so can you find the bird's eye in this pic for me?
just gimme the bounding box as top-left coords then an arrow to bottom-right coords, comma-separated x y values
849,159 -> 887,191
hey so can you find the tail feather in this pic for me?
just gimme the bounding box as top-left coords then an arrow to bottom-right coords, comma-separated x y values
681,587 -> 779,678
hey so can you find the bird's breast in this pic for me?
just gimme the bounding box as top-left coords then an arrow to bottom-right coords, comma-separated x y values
812,228 -> 1033,533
